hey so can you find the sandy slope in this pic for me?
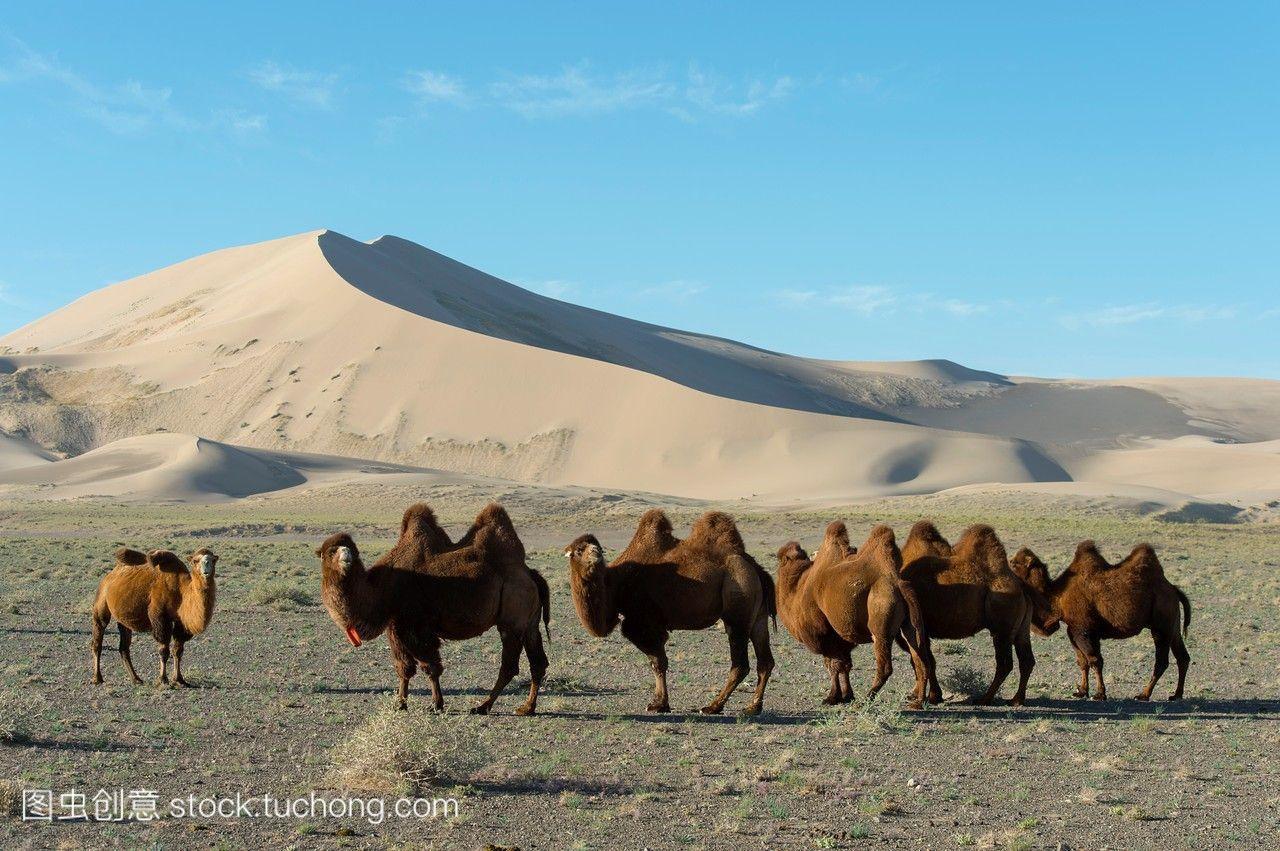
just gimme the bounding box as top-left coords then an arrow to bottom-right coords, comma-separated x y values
0,431 -> 57,471
1,229 -> 1277,504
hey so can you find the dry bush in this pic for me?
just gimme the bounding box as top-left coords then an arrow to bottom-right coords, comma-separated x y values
941,662 -> 988,699
249,581 -> 315,610
328,707 -> 489,794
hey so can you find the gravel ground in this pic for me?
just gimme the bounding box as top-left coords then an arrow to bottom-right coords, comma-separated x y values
1,489 -> 1277,849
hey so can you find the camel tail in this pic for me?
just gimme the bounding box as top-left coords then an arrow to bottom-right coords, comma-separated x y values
896,574 -> 929,648
755,560 -> 777,630
530,568 -> 552,641
1174,584 -> 1191,638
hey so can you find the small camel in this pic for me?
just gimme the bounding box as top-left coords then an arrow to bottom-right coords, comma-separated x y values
91,547 -> 218,686
900,522 -> 1035,706
1011,543 -> 1191,701
775,522 -> 936,708
318,503 -> 550,715
564,509 -> 775,715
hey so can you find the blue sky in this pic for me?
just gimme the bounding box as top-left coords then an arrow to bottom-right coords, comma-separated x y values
1,3 -> 1276,377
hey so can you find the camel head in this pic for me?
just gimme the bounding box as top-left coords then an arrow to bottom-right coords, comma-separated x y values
775,541 -> 811,572
316,532 -> 381,648
1010,547 -> 1060,635
564,534 -> 606,579
188,548 -> 218,580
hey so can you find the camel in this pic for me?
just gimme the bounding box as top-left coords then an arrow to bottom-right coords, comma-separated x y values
563,509 -> 775,715
900,519 -> 952,568
775,522 -> 936,708
91,547 -> 218,686
317,503 -> 550,715
899,522 -> 1036,705
1010,543 -> 1191,701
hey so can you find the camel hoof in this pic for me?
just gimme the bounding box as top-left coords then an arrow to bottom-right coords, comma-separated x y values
822,695 -> 841,706
514,704 -> 536,717
1009,697 -> 1025,708
905,699 -> 924,711
1133,693 -> 1151,702
1167,694 -> 1183,702
1072,689 -> 1088,699
739,704 -> 763,717
646,702 -> 671,713
927,692 -> 943,705
700,704 -> 724,715
396,702 -> 408,711
175,679 -> 193,689
131,677 -> 144,685
469,704 -> 491,715
92,676 -> 103,685
1091,693 -> 1107,701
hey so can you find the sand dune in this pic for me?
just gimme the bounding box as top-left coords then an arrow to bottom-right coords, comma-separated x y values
0,431 -> 57,472
1,229 -> 1277,504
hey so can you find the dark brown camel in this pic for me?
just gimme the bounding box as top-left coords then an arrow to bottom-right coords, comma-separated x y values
1011,543 -> 1191,701
317,503 -> 550,715
564,509 -> 775,715
775,523 -> 936,708
900,522 -> 1036,706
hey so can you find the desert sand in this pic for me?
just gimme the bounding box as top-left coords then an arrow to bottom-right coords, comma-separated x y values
1,229 -> 1277,507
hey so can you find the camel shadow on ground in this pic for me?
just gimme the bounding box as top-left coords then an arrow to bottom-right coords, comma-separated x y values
915,695 -> 1280,722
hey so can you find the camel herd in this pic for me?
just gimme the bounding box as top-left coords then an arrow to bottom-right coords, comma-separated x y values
89,503 -> 1193,716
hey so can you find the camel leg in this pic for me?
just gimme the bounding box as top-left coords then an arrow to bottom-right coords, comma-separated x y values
1169,631 -> 1190,701
1136,629 -> 1170,701
622,620 -> 671,712
703,622 -> 750,715
741,615 -> 773,716
1075,633 -> 1106,701
837,652 -> 854,703
1073,647 -> 1090,698
867,630 -> 894,702
172,640 -> 192,687
898,627 -> 935,709
822,658 -> 842,705
91,611 -> 108,684
388,626 -> 418,710
1011,633 -> 1034,706
155,641 -> 171,686
976,633 -> 1014,705
472,629 -> 522,715
515,621 -> 548,716
117,624 -> 143,684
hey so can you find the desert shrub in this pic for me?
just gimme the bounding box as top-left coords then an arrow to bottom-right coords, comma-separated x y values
249,581 -> 315,610
328,708 -> 489,794
941,663 -> 988,698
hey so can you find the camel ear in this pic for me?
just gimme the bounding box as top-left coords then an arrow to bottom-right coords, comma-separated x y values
315,545 -> 324,558
563,548 -> 572,558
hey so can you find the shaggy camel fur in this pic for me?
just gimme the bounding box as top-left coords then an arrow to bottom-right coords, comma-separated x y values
900,519 -> 953,568
900,522 -> 1036,705
317,503 -> 550,715
1011,543 -> 1191,701
564,509 -> 775,715
91,547 -> 218,686
775,523 -> 936,708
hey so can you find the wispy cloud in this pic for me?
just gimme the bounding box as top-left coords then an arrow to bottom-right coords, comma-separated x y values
681,65 -> 795,118
0,281 -> 21,307
1060,302 -> 1239,329
403,70 -> 467,104
248,60 -> 338,109
776,285 -> 993,318
2,36 -> 264,137
636,280 -> 708,303
490,63 -> 673,118
527,279 -> 580,300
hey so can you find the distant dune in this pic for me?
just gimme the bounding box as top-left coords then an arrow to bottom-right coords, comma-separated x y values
1,229 -> 1277,504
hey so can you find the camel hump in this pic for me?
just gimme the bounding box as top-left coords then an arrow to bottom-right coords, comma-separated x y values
1122,543 -> 1162,571
1071,539 -> 1110,570
146,549 -> 186,572
400,503 -> 440,537
625,509 -> 680,556
472,502 -> 515,533
905,520 -> 952,557
860,525 -> 902,571
690,511 -> 746,553
954,524 -> 1008,574
824,520 -> 850,546
115,547 -> 147,567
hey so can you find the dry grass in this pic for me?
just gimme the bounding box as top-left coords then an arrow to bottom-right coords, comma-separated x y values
327,707 -> 490,794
